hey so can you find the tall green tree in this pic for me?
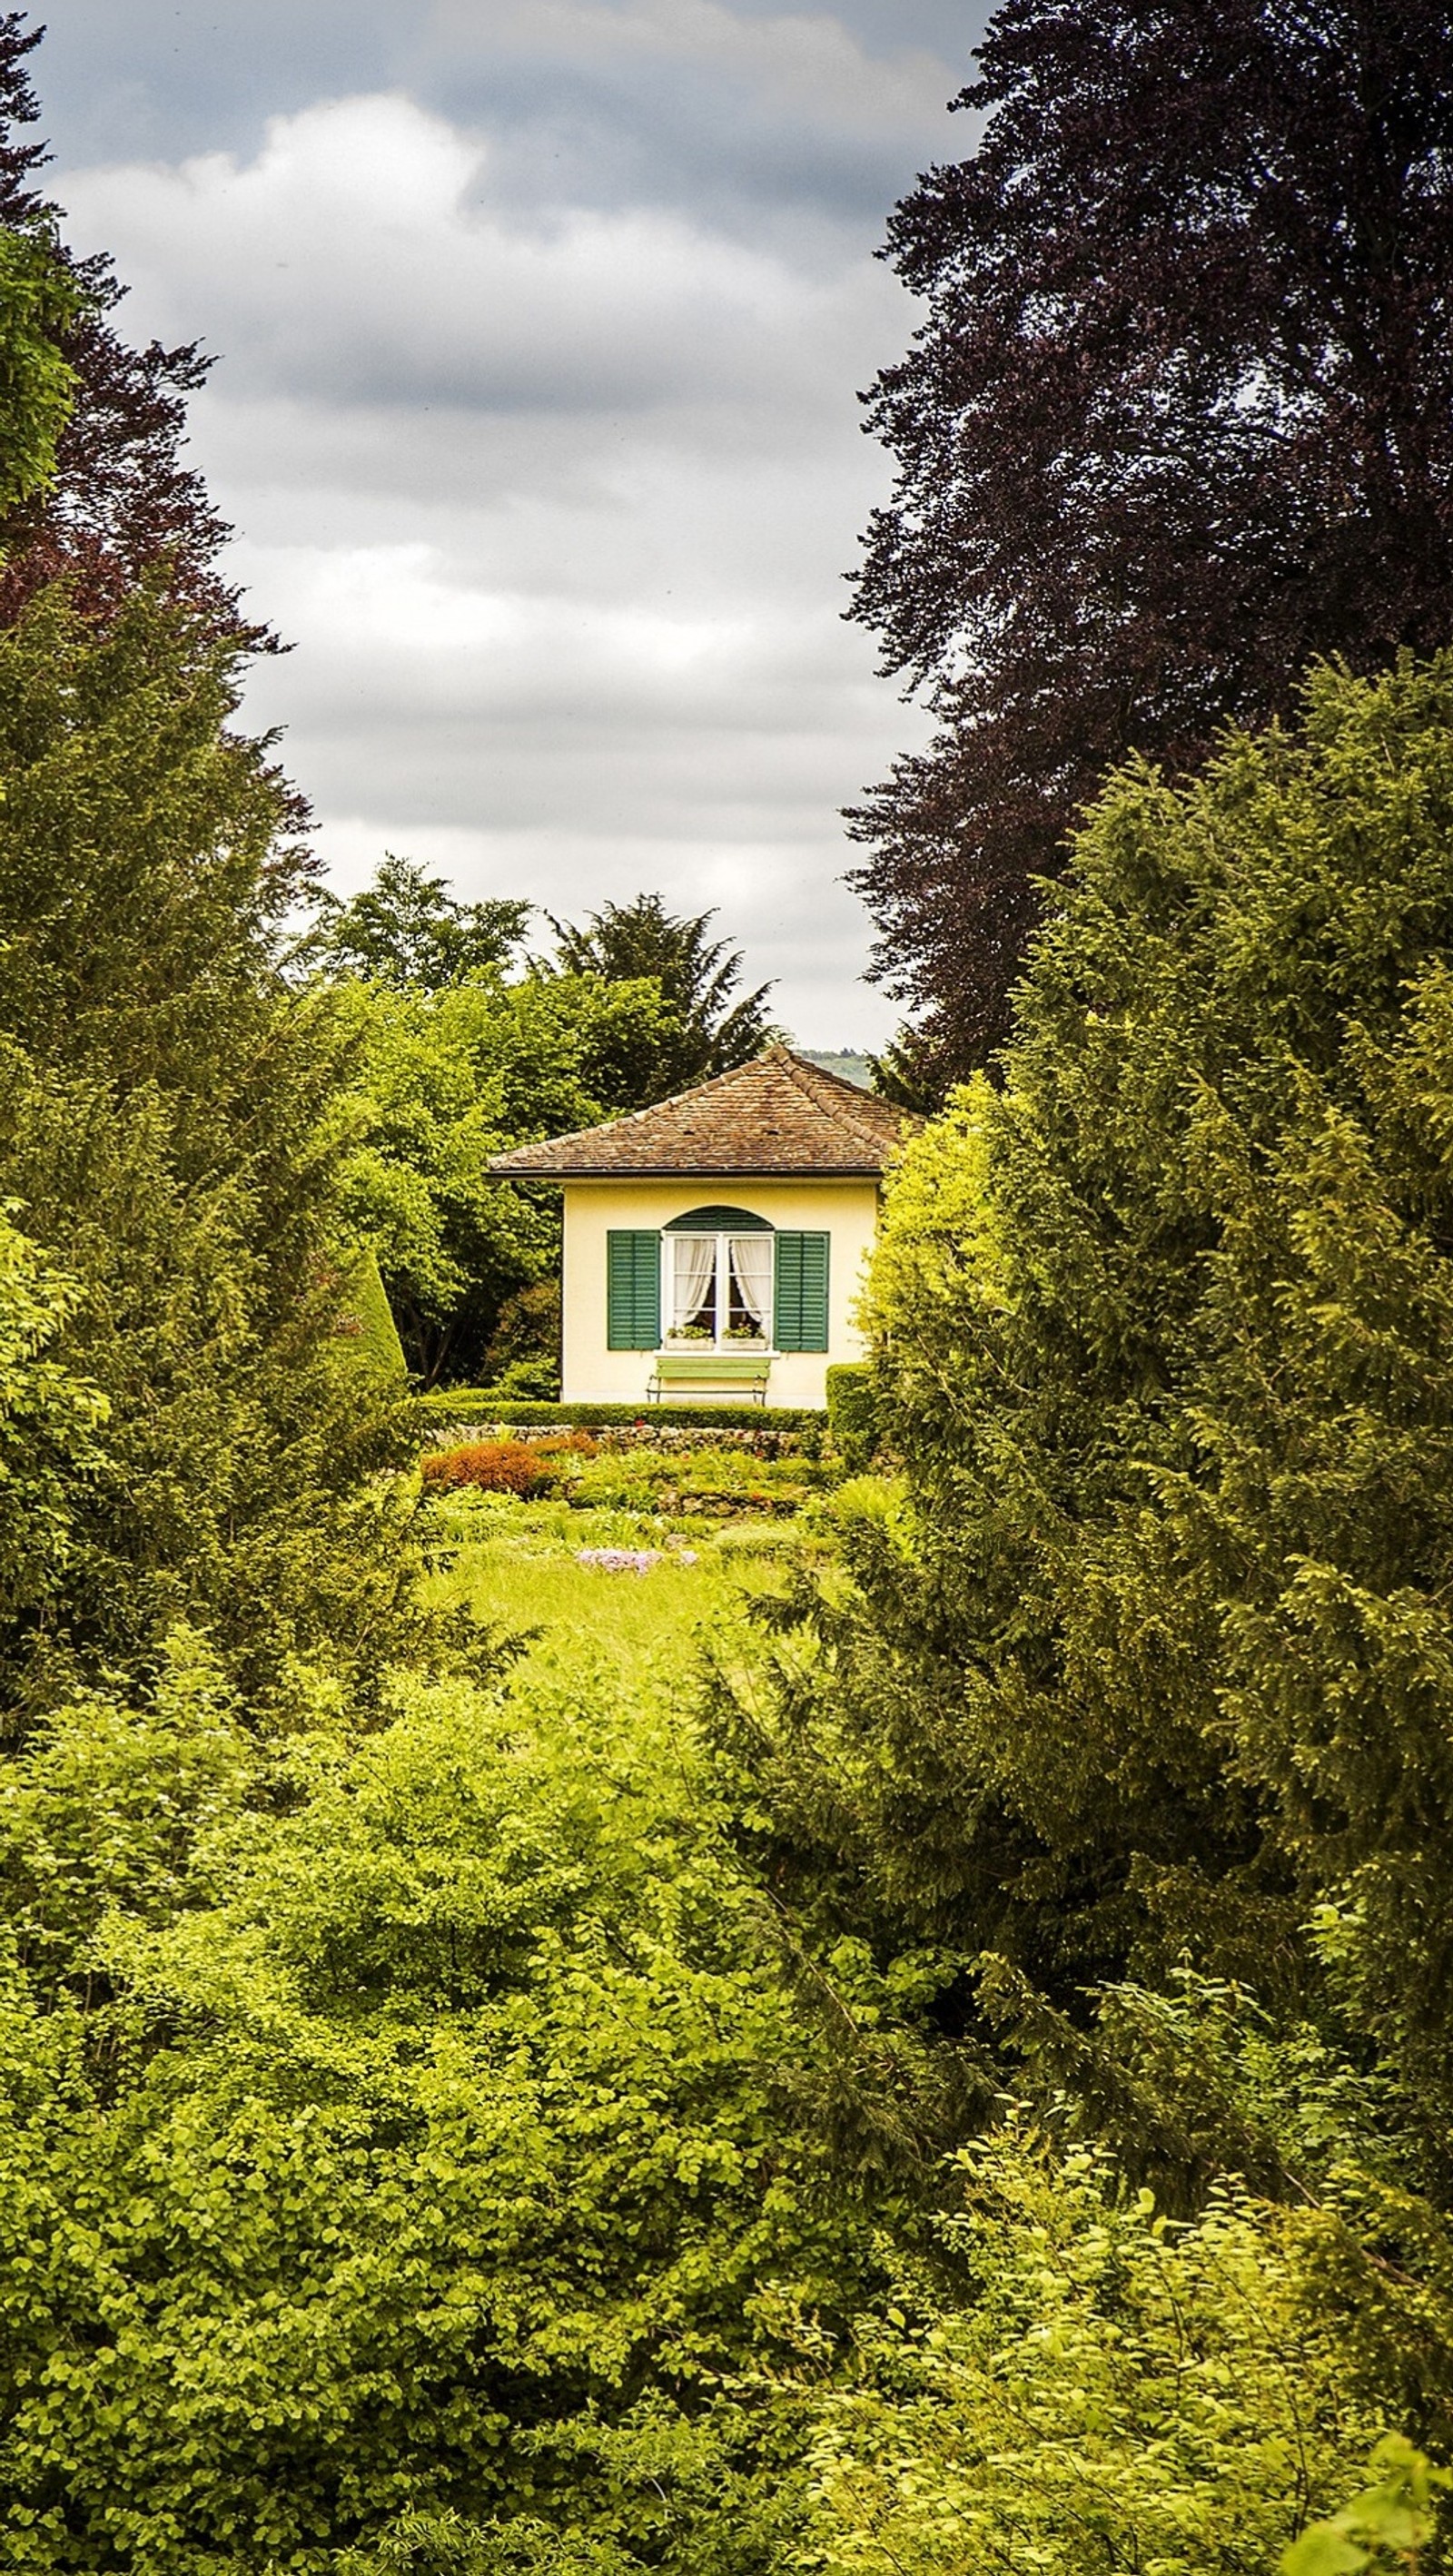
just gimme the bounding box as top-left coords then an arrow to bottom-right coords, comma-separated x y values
304,853 -> 529,992
0,579 -> 420,1716
724,655 -> 1453,2097
339,968 -> 684,1384
850,0 -> 1453,1080
550,893 -> 778,1090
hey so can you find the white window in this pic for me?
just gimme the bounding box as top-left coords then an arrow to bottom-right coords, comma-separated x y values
667,1232 -> 773,1347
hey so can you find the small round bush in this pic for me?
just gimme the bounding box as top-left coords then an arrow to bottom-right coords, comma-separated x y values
420,1439 -> 561,1498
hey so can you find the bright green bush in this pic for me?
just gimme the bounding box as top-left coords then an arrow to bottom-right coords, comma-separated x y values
807,2120 -> 1389,2576
1282,2437 -> 1450,2576
0,1643 -> 888,2572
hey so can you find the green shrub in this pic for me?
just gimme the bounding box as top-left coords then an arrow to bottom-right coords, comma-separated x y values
0,1652 -> 887,2571
479,1278 -> 562,1391
489,1357 -> 560,1400
335,1248 -> 409,1385
413,1396 -> 825,1435
825,1364 -> 881,1469
808,2119 -> 1389,2576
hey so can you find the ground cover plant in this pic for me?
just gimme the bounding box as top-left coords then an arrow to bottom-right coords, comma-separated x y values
421,1435 -> 829,1519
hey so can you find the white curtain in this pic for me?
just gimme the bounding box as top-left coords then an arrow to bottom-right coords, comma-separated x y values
730,1236 -> 773,1336
670,1234 -> 717,1333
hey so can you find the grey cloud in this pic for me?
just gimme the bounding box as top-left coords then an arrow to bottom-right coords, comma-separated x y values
37,4 -> 974,1041
35,1 -> 980,153
420,0 -> 970,232
28,1 -> 428,163
62,97 -> 902,418
39,0 -> 983,235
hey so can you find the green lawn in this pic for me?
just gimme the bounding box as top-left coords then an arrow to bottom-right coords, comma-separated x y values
457,1537 -> 734,1689
426,1488 -> 806,1699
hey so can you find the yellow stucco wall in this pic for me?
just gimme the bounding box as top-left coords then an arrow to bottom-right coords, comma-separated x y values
559,1177 -> 881,1407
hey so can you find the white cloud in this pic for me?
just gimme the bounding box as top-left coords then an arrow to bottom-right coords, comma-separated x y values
64,94 -> 864,414
57,64 -> 943,1042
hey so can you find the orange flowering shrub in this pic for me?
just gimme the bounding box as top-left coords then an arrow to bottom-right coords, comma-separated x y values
420,1439 -> 561,1498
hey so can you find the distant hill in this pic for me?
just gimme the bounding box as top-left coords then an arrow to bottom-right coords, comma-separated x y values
798,1050 -> 874,1091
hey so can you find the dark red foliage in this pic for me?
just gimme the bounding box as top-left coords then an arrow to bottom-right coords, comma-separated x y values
851,0 -> 1453,1081
0,13 -> 257,641
420,1441 -> 564,1498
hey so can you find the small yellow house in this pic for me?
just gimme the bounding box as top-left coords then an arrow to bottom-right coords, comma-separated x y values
488,1046 -> 908,1408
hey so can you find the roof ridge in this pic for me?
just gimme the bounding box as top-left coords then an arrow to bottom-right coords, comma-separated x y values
486,1041 -> 916,1179
499,1047 -> 766,1163
778,1045 -> 898,1142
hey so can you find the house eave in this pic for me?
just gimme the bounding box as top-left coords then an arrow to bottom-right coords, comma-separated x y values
487,1162 -> 888,1182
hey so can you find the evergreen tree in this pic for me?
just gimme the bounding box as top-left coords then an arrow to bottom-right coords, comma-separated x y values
549,892 -> 778,1091
0,579 -> 420,1716
850,0 -> 1453,1080
723,656 -> 1453,2104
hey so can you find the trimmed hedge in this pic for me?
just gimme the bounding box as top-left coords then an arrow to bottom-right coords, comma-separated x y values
413,1392 -> 825,1434
337,1249 -> 409,1385
825,1363 -> 882,1468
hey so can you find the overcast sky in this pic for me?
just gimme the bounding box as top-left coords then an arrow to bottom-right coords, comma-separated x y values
33,1 -> 987,1043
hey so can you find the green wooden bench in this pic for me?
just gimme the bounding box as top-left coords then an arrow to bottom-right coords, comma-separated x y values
647,1350 -> 772,1406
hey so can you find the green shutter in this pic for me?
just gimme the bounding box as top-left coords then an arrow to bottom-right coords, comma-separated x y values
774,1230 -> 829,1352
607,1229 -> 660,1349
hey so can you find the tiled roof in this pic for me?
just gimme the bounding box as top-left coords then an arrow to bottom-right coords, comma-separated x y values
488,1045 -> 914,1179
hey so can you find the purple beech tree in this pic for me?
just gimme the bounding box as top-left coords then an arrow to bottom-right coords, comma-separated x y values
851,0 -> 1453,1081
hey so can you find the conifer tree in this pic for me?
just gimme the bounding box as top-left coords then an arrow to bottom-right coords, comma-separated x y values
0,580 -> 420,1719
550,893 -> 778,1091
730,655 -> 1453,2102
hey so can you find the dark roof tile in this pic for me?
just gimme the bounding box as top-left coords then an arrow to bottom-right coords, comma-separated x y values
488,1045 -> 914,1179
